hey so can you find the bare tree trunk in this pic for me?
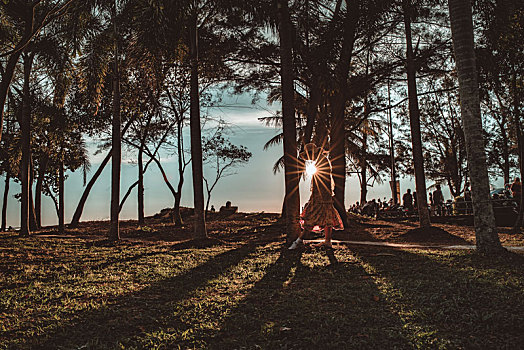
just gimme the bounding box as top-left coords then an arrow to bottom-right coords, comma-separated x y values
1,171 -> 10,231
189,11 -> 207,238
138,145 -> 145,225
109,0 -> 121,241
449,0 -> 503,253
511,73 -> 524,232
330,0 -> 359,229
20,53 -> 33,237
278,0 -> 301,243
360,133 -> 367,205
403,0 -> 431,228
173,191 -> 183,227
58,159 -> 65,234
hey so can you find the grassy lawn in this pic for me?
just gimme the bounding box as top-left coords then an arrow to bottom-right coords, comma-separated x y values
1,232 -> 524,349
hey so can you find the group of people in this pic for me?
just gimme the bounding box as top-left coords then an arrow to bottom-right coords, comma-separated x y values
403,185 -> 448,216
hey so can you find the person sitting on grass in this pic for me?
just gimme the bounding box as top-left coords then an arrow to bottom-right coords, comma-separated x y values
289,142 -> 344,250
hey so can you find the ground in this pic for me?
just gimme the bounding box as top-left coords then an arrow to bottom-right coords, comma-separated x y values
1,210 -> 524,349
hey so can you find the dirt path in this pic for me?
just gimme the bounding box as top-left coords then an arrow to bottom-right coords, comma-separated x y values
304,239 -> 524,252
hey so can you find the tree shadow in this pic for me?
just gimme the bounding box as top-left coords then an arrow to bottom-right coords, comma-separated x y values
352,246 -> 524,348
14,243 -> 257,349
208,248 -> 413,349
395,226 -> 470,245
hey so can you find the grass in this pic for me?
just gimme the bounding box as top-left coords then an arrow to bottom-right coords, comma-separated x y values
1,232 -> 524,349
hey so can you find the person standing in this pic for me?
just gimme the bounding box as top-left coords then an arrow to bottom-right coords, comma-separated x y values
433,184 -> 444,216
289,143 -> 344,250
511,177 -> 522,202
402,189 -> 414,213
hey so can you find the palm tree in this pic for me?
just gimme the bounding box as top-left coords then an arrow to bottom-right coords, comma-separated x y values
188,4 -> 207,239
277,0 -> 301,242
109,0 -> 121,241
448,0 -> 504,253
402,0 -> 431,228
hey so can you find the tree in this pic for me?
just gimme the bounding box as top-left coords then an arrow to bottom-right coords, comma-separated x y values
188,4 -> 207,239
402,0 -> 431,227
0,0 -> 79,144
448,0 -> 504,253
202,128 -> 252,214
277,0 -> 301,242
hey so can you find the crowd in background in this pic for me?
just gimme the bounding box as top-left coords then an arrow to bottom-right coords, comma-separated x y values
349,178 -> 522,218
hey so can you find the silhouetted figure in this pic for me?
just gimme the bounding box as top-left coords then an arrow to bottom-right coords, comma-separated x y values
219,201 -> 238,215
433,184 -> 444,216
511,177 -> 521,201
403,189 -> 413,213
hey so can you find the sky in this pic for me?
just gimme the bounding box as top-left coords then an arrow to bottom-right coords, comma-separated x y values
1,94 -> 506,229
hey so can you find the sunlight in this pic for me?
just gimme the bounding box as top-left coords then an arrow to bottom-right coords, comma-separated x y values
305,161 -> 317,176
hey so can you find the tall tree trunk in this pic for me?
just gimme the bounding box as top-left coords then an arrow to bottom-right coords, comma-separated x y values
109,0 -> 121,241
278,0 -> 301,242
189,11 -> 207,238
403,0 -> 431,227
138,145 -> 145,225
360,133 -> 367,205
70,117 -> 134,227
58,159 -> 65,234
388,80 -> 398,204
448,0 -> 503,253
330,0 -> 359,229
1,171 -> 10,231
20,53 -> 33,237
511,73 -> 524,231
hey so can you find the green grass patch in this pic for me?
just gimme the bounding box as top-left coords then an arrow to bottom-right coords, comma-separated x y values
1,233 -> 523,349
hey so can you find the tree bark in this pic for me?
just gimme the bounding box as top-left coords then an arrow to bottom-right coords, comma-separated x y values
330,0 -> 359,229
58,159 -> 65,234
511,73 -> 524,232
278,0 -> 301,242
109,0 -> 121,241
360,133 -> 367,205
20,53 -> 33,237
448,0 -> 503,253
403,0 -> 431,227
1,171 -> 10,231
138,145 -> 145,225
189,10 -> 207,238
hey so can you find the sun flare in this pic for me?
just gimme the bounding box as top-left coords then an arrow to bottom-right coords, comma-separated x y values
305,161 -> 317,176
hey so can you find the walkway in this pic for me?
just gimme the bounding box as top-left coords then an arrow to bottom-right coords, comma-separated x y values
303,239 -> 524,252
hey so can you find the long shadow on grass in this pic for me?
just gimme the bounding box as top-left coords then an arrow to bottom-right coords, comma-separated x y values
208,248 -> 413,349
16,243 -> 257,349
352,247 -> 524,348
1,238 -> 228,291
